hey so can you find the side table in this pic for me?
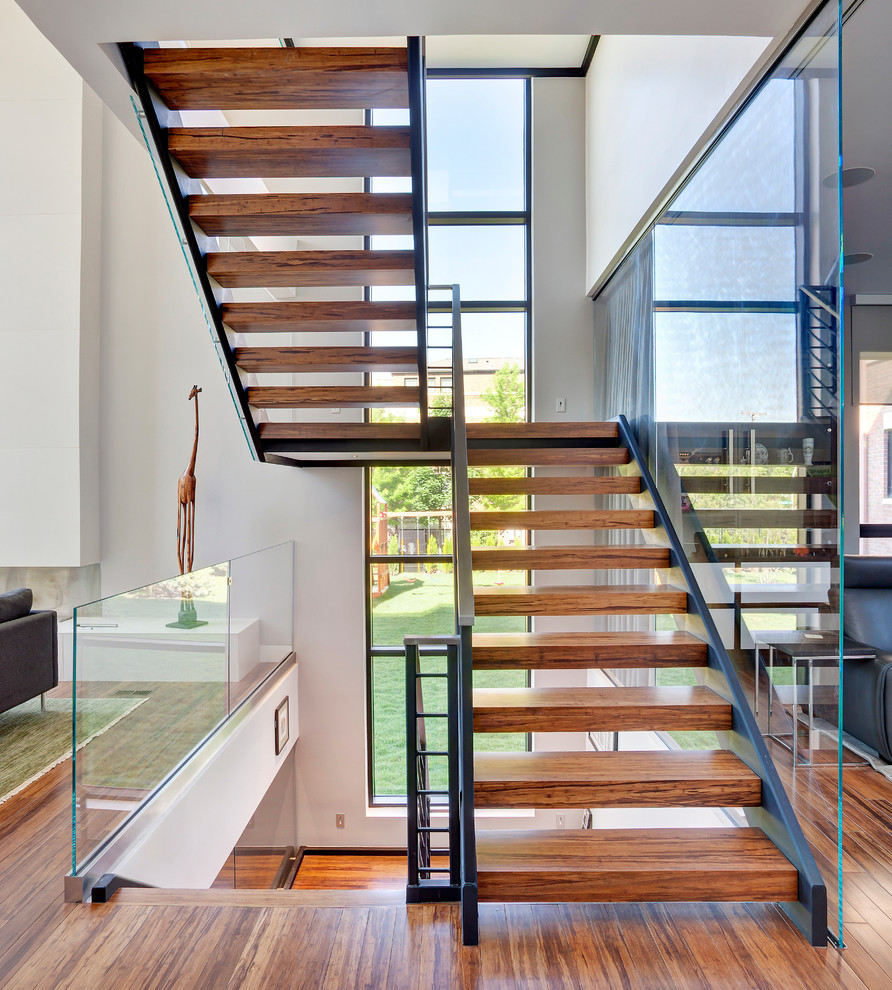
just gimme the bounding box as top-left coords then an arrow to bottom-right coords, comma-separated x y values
754,634 -> 875,766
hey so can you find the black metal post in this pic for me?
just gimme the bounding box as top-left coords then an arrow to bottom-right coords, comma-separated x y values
405,641 -> 419,893
407,37 -> 429,448
447,643 -> 461,887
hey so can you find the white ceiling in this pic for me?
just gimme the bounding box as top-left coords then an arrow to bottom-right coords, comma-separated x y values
425,36 -> 591,69
13,0 -> 811,134
842,0 -> 892,293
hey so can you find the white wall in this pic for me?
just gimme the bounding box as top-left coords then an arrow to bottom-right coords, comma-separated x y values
97,104 -> 388,847
0,0 -> 100,568
532,76 -> 594,425
584,34 -> 771,293
115,663 -> 299,887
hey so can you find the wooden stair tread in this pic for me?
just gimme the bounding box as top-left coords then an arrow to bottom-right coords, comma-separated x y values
467,422 -> 618,440
144,46 -> 410,110
473,750 -> 761,808
222,300 -> 416,333
468,476 -> 641,496
190,193 -> 413,237
472,545 -> 671,570
169,126 -> 411,178
207,250 -> 415,288
472,685 -> 730,732
470,509 -> 653,530
680,475 -> 836,495
695,509 -> 837,529
259,422 -> 420,441
468,448 -> 629,467
702,545 -> 838,564
235,345 -> 416,374
471,630 -> 708,668
476,829 -> 798,903
246,386 -> 419,408
474,584 -> 687,617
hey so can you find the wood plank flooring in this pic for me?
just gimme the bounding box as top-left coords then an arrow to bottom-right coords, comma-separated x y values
1,752 -> 892,987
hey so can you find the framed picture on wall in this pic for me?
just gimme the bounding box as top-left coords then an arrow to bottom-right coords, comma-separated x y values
275,697 -> 290,755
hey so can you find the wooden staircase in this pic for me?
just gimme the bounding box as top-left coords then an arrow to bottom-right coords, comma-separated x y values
126,42 -> 431,463
464,421 -> 800,907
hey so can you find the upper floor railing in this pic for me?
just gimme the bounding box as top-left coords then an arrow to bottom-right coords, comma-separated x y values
67,541 -> 294,891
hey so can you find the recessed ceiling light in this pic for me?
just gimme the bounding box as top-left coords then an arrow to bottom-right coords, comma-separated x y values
823,167 -> 877,188
844,252 -> 873,265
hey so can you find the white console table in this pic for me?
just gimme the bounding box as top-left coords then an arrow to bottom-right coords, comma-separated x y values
58,617 -> 262,683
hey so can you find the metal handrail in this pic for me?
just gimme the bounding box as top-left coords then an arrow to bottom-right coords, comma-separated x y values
616,415 -> 828,946
444,283 -> 478,945
449,286 -> 475,629
407,38 -> 430,447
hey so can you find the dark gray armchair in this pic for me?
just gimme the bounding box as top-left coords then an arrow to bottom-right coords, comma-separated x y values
843,555 -> 892,762
0,588 -> 58,716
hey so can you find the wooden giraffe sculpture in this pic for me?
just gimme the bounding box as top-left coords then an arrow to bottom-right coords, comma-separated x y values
176,385 -> 202,574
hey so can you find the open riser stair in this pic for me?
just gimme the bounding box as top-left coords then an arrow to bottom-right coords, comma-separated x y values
464,422 -> 799,908
124,41 -> 432,464
407,417 -> 826,946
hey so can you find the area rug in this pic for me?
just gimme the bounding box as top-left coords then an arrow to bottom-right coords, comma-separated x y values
0,695 -> 146,805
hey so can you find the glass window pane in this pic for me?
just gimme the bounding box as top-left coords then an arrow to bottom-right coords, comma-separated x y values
672,79 -> 796,214
458,313 -> 526,423
654,225 -> 796,302
654,312 -> 797,422
371,570 -> 455,645
427,79 -> 525,212
429,226 -> 525,301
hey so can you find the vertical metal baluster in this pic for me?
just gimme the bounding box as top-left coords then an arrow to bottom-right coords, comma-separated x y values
405,641 -> 419,888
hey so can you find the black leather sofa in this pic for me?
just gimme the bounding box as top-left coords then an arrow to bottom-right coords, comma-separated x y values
843,555 -> 892,762
0,588 -> 58,716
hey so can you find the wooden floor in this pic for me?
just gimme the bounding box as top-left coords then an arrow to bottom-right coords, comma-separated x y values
1,754 -> 892,987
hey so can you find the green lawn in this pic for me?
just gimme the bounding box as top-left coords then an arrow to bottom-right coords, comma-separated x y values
370,572 -> 527,797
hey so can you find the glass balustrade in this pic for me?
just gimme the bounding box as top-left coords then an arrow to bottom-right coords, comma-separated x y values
594,1 -> 843,943
69,541 -> 293,875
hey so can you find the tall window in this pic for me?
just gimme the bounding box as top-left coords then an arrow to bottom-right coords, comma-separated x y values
366,78 -> 531,803
653,79 -> 799,424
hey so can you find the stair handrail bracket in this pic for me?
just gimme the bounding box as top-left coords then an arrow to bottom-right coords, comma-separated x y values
615,415 -> 828,947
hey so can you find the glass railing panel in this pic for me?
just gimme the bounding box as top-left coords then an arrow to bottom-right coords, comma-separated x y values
594,0 -> 842,943
228,542 -> 295,709
72,562 -> 230,873
71,542 -> 294,876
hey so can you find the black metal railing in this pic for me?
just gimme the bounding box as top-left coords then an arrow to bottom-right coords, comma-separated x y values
617,414 -> 828,946
405,638 -> 461,900
403,284 -> 478,943
407,38 -> 430,448
799,285 -> 839,423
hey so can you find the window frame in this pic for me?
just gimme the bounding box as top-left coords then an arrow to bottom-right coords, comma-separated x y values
364,75 -> 532,806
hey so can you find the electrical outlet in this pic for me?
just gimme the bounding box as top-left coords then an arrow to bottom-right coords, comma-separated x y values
335,814 -> 345,829
556,814 -> 565,828
555,398 -> 566,413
